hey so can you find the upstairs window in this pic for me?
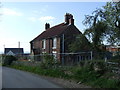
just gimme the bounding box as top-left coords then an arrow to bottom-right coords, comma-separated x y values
52,38 -> 57,49
42,39 -> 46,49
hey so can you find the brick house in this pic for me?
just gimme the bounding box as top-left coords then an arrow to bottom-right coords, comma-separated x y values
30,13 -> 89,63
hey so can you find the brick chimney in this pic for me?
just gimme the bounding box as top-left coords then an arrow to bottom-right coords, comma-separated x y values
69,18 -> 74,25
45,23 -> 50,30
65,13 -> 74,25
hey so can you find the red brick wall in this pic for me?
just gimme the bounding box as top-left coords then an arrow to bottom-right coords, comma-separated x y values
33,41 -> 40,49
46,39 -> 49,53
63,25 -> 81,53
36,37 -> 60,58
56,38 -> 61,61
107,47 -> 119,52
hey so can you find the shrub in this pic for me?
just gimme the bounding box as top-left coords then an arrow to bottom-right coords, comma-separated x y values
93,78 -> 120,89
81,60 -> 107,75
112,54 -> 120,60
93,61 -> 107,75
40,53 -> 58,69
3,55 -> 17,65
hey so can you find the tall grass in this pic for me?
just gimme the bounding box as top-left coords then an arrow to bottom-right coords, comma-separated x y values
9,60 -> 120,89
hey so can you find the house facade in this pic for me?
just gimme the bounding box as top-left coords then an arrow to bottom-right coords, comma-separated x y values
30,13 -> 89,63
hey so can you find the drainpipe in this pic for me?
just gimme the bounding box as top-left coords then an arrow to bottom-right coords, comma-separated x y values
62,34 -> 65,65
91,51 -> 92,60
49,39 -> 50,54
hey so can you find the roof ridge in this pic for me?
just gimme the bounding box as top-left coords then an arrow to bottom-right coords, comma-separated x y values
46,23 -> 65,31
31,22 -> 68,41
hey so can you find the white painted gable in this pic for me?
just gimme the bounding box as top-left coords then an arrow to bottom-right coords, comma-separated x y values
6,50 -> 15,56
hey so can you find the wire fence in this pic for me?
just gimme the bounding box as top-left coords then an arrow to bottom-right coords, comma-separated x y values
1,50 -> 119,64
27,51 -> 116,64
106,61 -> 120,75
25,52 -> 92,65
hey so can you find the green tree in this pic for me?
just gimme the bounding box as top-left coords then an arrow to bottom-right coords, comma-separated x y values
103,2 -> 120,45
84,21 -> 108,51
83,2 -> 120,47
69,34 -> 91,53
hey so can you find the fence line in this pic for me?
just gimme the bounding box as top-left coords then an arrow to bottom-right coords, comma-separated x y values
28,52 -> 93,65
24,51 -> 115,65
106,61 -> 120,75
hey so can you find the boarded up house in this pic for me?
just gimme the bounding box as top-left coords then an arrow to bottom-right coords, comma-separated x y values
30,13 -> 90,64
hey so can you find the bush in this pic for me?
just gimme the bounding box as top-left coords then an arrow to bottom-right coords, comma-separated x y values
3,55 -> 17,65
112,54 -> 120,60
79,60 -> 107,75
40,53 -> 58,69
93,78 -> 120,89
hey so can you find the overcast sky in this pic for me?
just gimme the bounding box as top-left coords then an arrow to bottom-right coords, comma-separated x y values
0,2 -> 108,54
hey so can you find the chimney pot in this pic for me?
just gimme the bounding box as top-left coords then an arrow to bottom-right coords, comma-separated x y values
65,13 -> 74,24
45,23 -> 50,30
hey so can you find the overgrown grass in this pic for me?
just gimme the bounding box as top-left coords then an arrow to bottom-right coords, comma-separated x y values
8,60 -> 120,89
10,64 -> 70,79
71,66 -> 120,89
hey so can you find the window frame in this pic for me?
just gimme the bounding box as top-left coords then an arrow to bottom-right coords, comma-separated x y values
42,39 -> 46,49
52,37 -> 57,49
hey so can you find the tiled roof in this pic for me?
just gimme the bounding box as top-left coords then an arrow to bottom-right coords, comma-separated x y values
31,23 -> 68,42
4,48 -> 24,55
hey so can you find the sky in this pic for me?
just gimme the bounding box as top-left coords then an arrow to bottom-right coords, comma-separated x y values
0,2 -> 108,54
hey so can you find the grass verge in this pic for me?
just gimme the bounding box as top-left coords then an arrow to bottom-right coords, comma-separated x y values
7,61 -> 120,89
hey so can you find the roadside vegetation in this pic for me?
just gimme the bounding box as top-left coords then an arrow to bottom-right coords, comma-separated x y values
9,60 -> 120,89
2,54 -> 120,89
2,55 -> 17,66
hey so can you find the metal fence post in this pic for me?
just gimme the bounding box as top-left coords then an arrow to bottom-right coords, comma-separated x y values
91,51 -> 93,60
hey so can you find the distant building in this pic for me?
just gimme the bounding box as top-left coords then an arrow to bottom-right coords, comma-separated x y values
106,45 -> 120,52
106,45 -> 120,56
4,48 -> 24,56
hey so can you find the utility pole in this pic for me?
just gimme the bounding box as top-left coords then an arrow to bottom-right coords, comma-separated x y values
3,44 -> 5,49
18,41 -> 20,48
91,51 -> 93,60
